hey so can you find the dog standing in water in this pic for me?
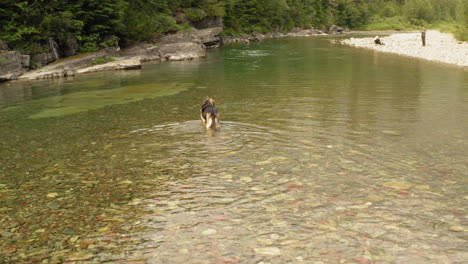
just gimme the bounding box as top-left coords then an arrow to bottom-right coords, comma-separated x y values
200,97 -> 220,129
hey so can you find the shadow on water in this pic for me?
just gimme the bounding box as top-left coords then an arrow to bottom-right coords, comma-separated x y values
0,36 -> 467,263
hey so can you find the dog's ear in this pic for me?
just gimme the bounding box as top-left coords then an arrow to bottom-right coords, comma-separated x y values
210,97 -> 216,105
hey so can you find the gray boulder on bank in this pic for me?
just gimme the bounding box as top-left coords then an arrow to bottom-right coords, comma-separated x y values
326,25 -> 346,34
0,51 -> 27,81
16,39 -> 206,80
30,38 -> 62,68
158,31 -> 198,45
31,53 -> 56,68
18,47 -> 122,80
122,43 -> 160,62
2,28 -> 214,82
21,55 -> 30,68
193,27 -> 223,48
159,42 -> 206,61
158,27 -> 223,48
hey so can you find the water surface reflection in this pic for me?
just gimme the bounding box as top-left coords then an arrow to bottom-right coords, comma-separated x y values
0,36 -> 467,263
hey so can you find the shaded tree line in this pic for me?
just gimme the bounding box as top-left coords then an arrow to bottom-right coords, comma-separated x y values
0,0 -> 466,55
366,0 -> 467,40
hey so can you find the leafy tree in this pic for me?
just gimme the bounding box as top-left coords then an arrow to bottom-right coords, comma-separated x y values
403,0 -> 436,23
1,0 -> 466,54
120,0 -> 179,45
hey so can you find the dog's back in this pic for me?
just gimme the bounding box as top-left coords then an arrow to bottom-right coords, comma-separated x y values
201,97 -> 219,129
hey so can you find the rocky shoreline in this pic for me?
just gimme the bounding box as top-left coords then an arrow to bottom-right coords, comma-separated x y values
1,28 -> 465,83
0,26 -> 340,82
341,30 -> 468,67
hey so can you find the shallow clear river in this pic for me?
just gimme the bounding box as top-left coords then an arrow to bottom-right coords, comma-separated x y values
1,36 -> 467,264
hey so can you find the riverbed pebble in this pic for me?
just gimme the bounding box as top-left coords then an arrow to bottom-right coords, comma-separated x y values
254,247 -> 281,256
202,229 -> 217,235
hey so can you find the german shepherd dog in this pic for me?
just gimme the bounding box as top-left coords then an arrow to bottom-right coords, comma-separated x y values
200,97 -> 219,129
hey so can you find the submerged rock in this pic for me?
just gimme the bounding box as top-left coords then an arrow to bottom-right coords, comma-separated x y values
67,251 -> 94,261
449,226 -> 464,232
254,247 -> 282,256
202,229 -> 217,235
382,182 -> 413,190
46,192 -> 59,198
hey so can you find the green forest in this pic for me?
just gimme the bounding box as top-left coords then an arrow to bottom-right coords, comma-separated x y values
0,0 -> 467,55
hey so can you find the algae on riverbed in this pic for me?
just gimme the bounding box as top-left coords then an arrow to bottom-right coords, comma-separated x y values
24,82 -> 194,119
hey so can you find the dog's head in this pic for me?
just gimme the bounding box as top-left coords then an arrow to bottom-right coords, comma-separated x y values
204,97 -> 216,106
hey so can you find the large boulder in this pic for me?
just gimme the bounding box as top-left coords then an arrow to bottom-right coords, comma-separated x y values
327,25 -> 345,34
192,27 -> 223,48
122,43 -> 160,61
158,27 -> 223,48
19,50 -> 111,80
47,37 -> 61,61
31,52 -> 56,68
31,38 -> 62,68
103,46 -> 122,57
159,42 -> 206,61
158,31 -> 198,44
0,51 -> 25,81
21,55 -> 30,68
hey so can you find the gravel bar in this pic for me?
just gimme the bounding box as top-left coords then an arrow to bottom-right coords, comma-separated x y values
342,30 -> 468,67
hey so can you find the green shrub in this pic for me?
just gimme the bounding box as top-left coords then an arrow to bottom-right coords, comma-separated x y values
99,36 -> 119,48
403,0 -> 436,23
78,34 -> 99,53
364,16 -> 414,31
203,0 -> 226,17
17,42 -> 48,56
92,58 -> 107,65
221,28 -> 243,37
90,56 -> 117,66
435,22 -> 468,41
185,8 -> 207,22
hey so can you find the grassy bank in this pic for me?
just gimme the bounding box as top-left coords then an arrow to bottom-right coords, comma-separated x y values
434,22 -> 468,42
363,0 -> 467,42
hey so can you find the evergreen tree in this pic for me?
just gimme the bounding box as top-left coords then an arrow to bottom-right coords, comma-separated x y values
0,0 -> 466,54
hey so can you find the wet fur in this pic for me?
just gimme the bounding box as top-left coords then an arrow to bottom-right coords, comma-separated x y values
201,97 -> 219,129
